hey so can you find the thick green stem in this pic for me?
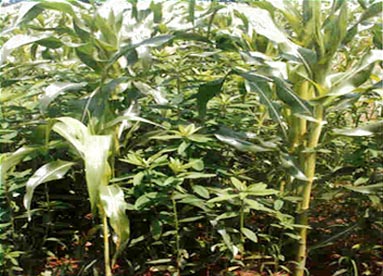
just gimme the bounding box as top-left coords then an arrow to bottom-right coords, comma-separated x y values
103,213 -> 112,276
295,105 -> 324,276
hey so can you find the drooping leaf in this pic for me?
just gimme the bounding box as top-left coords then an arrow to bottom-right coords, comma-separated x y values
280,153 -> 308,181
99,185 -> 130,252
332,121 -> 383,137
24,161 -> 75,221
84,135 -> 112,214
273,77 -> 312,115
39,82 -> 87,113
194,77 -> 226,118
52,117 -> 90,158
359,1 -> 383,23
244,79 -> 287,140
108,35 -> 174,67
0,34 -> 51,65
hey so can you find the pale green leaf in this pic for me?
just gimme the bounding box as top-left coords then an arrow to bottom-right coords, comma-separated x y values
192,185 -> 210,199
230,177 -> 247,192
0,34 -> 51,65
23,161 -> 75,221
52,117 -> 90,158
241,227 -> 258,243
84,135 -> 112,214
99,185 -> 130,251
39,82 -> 87,113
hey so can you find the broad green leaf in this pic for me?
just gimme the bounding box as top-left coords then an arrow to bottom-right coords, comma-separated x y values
194,77 -> 226,118
39,82 -> 87,113
134,192 -> 160,210
192,185 -> 210,199
230,177 -> 247,192
245,199 -> 275,213
23,161 -> 75,221
241,227 -> 258,243
84,135 -> 112,214
52,117 -> 89,158
75,44 -> 105,73
214,212 -> 238,221
246,183 -> 278,196
331,50 -> 383,88
208,194 -> 238,204
322,1 -> 347,59
99,185 -> 130,252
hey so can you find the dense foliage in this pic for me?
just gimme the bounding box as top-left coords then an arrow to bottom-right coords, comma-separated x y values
0,0 -> 382,275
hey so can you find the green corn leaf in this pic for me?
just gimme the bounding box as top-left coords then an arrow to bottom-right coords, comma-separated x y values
23,160 -> 75,221
84,135 -> 112,214
245,80 -> 287,140
331,50 -> 383,88
359,1 -> 383,23
273,77 -> 312,115
332,121 -> 383,137
39,82 -> 87,113
322,1 -> 348,59
52,117 -> 90,158
0,34 -> 51,65
99,185 -> 130,252
108,35 -> 174,68
280,153 -> 308,181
